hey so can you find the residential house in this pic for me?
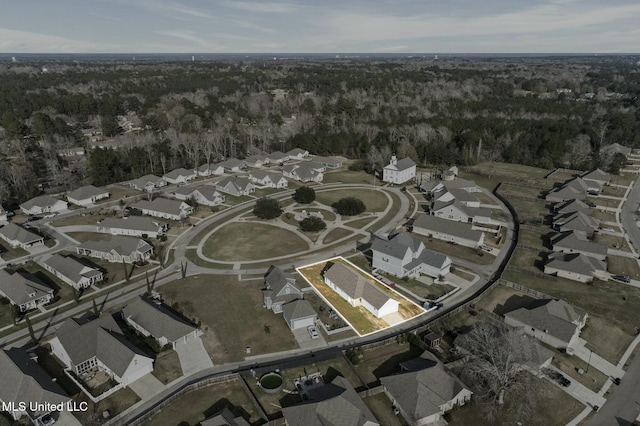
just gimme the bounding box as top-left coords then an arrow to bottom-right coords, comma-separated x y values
19,195 -> 68,215
131,197 -> 194,220
282,162 -> 324,183
544,252 -> 607,283
322,261 -> 399,319
0,209 -> 7,222
430,199 -> 493,225
97,216 -> 168,238
552,211 -> 599,236
431,187 -> 481,208
201,408 -> 250,426
173,185 -> 225,206
76,235 -> 154,263
552,199 -> 593,216
582,169 -> 610,188
282,300 -> 317,330
600,143 -> 632,163
244,154 -> 269,168
419,178 -> 478,195
43,254 -> 104,290
550,231 -> 607,261
248,170 -> 288,188
282,376 -> 379,426
49,315 -> 154,387
504,299 -> 588,350
128,174 -> 167,192
67,185 -> 110,206
263,266 -> 304,313
0,347 -> 69,424
218,158 -> 247,173
382,155 -> 416,184
215,176 -> 255,196
196,163 -> 225,177
413,214 -> 485,249
545,177 -> 589,202
0,223 -> 45,249
314,156 -> 343,169
381,351 -> 472,426
0,269 -> 54,312
287,148 -> 309,160
371,232 -> 452,279
163,168 -> 197,185
268,151 -> 289,164
122,296 -> 199,349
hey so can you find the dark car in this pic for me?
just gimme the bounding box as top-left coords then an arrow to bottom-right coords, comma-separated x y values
27,216 -> 42,222
612,275 -> 631,283
586,201 -> 597,208
613,377 -> 621,385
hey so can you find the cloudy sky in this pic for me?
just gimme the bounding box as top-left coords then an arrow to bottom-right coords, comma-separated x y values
1,0 -> 639,53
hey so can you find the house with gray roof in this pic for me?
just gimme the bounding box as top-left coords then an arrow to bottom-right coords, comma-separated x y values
43,254 -> 104,290
283,162 -> 324,183
97,216 -> 168,238
600,143 -> 632,161
545,177 -> 589,202
582,168 -> 610,188
420,178 -> 478,195
215,176 -> 255,196
0,347 -> 69,423
263,266 -> 304,313
49,314 -> 154,387
76,235 -> 153,263
131,197 -> 194,220
67,185 -> 110,206
282,299 -> 317,330
201,408 -> 250,426
381,351 -> 472,426
432,187 -> 481,208
196,162 -> 225,177
244,153 -> 269,168
504,299 -> 588,350
430,199 -> 493,225
552,211 -> 599,236
122,296 -> 199,349
0,269 -> 54,312
550,231 -> 607,261
282,376 -> 379,426
19,195 -> 68,215
322,261 -> 399,319
552,199 -> 592,216
287,148 -> 309,160
248,170 -> 288,188
544,252 -> 607,283
173,185 -> 225,206
0,223 -> 45,249
163,167 -> 197,185
268,151 -> 289,164
0,208 -> 7,222
413,214 -> 485,249
128,174 -> 166,192
371,232 -> 452,279
218,158 -> 247,172
383,155 -> 416,184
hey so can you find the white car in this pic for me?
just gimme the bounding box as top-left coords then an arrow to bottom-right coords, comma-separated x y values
308,326 -> 319,339
479,244 -> 494,253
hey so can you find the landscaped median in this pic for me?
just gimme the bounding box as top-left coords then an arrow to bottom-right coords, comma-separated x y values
297,257 -> 425,336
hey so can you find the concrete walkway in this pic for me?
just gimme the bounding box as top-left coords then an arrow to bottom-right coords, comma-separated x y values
570,338 -> 624,377
543,365 -> 606,408
175,336 -> 214,376
129,373 -> 165,400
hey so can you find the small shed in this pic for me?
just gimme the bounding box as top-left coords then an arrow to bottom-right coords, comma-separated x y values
424,331 -> 442,348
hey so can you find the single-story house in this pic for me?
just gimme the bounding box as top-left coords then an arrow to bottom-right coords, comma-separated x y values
504,298 -> 588,350
0,269 -> 54,312
282,376 -> 379,426
287,148 -> 309,160
552,211 -> 599,236
122,296 -> 199,349
437,188 -> 481,208
0,347 -> 69,424
550,231 -> 608,261
314,156 -> 342,169
0,223 -> 45,249
544,252 -> 607,283
552,199 -> 593,216
263,266 -> 304,313
215,176 -> 255,196
201,408 -> 250,426
545,177 -> 589,202
600,143 -> 631,160
381,351 -> 472,426
49,314 -> 154,387
420,178 -> 478,194
76,235 -> 154,263
582,168 -> 610,188
413,214 -> 485,249
218,158 -> 247,173
163,168 -> 197,185
67,185 -> 110,206
96,216 -> 168,238
371,232 -> 452,279
430,199 -> 492,225
19,195 -> 68,215
282,162 -> 324,183
248,170 -> 288,188
128,174 -> 166,192
131,197 -> 194,220
268,151 -> 289,164
282,299 -> 317,330
322,261 -> 399,319
173,185 -> 225,206
382,155 -> 416,184
196,162 -> 225,177
43,254 -> 104,290
244,154 -> 268,168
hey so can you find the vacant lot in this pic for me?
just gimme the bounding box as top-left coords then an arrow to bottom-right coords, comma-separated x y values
458,162 -> 552,192
202,222 -> 308,261
518,228 -> 551,248
322,170 -> 381,185
316,188 -> 389,212
592,208 -> 617,222
160,275 -> 298,363
141,379 -> 260,426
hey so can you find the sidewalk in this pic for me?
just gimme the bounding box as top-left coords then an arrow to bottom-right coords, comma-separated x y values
543,365 -> 605,408
570,338 -> 624,378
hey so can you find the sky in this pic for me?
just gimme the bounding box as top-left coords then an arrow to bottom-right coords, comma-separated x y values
1,0 -> 639,54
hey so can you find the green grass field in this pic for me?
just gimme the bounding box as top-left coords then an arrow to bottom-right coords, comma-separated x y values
316,188 -> 390,212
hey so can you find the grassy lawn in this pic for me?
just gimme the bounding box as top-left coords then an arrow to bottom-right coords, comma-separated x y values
375,271 -> 453,300
518,228 -> 549,248
73,388 -> 141,425
322,170 -> 381,185
303,291 -> 349,331
0,240 -> 29,261
223,195 -> 256,206
364,392 -> 408,426
202,222 -> 309,261
293,206 -> 337,221
472,191 -> 500,205
254,187 -> 286,198
343,216 -> 375,229
152,349 -> 183,384
550,346 -> 608,392
16,261 -> 76,309
104,185 -> 140,201
316,188 -> 389,212
369,191 -> 404,234
509,247 -> 546,270
473,284 -> 538,316
610,173 -> 637,186
66,231 -> 113,243
323,227 -> 353,244
0,298 -> 15,328
353,342 -> 424,387
160,275 -> 298,363
601,185 -> 627,197
141,379 -> 260,426
452,267 -> 477,282
500,198 -> 549,224
595,233 -> 630,252
51,212 -> 110,227
413,233 -> 494,265
581,315 -> 634,365
64,252 -> 156,286
592,208 -> 617,222
607,255 -> 640,278
458,162 -> 552,192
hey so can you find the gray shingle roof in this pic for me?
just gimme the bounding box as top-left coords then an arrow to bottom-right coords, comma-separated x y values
218,158 -> 245,169
132,197 -> 188,216
201,408 -> 250,426
504,299 -> 587,344
19,195 -> 65,210
553,199 -> 592,215
249,169 -> 284,182
600,143 -> 631,157
432,199 -> 491,219
282,299 -> 317,321
323,262 -> 391,310
0,223 -> 44,245
413,214 -> 483,241
123,297 -> 196,343
217,176 -> 253,192
164,168 -> 196,180
77,235 -> 153,257
545,252 -> 606,276
385,157 -> 416,171
98,216 -> 167,233
67,185 -> 108,201
553,211 -> 599,233
287,148 -> 308,156
43,254 -> 103,284
582,169 -> 610,183
129,174 -> 163,189
0,269 -> 53,306
550,231 -> 608,257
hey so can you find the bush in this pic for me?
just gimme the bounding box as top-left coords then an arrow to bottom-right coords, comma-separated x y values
253,197 -> 282,219
348,160 -> 366,171
293,186 -> 316,203
332,197 -> 366,216
300,216 -> 326,232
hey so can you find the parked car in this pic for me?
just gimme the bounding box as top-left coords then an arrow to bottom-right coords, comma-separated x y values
586,201 -> 597,208
600,227 -> 615,232
43,213 -> 57,218
613,377 -> 621,385
479,244 -> 494,253
612,275 -> 631,283
27,216 -> 42,222
308,326 -> 319,340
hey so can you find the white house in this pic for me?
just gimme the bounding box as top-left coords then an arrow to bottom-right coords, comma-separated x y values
244,154 -> 269,168
215,176 -> 255,196
131,197 -> 194,220
19,195 -> 68,215
128,174 -> 167,192
0,269 -> 54,312
287,148 -> 309,160
163,168 -> 197,185
382,155 -> 416,184
173,186 -> 225,206
67,185 -> 110,206
282,300 -> 317,330
196,163 -> 225,177
0,223 -> 45,249
218,158 -> 246,172
96,216 -> 168,238
248,170 -> 288,188
314,156 -> 342,169
282,162 -> 324,183
322,261 -> 399,319
76,235 -> 154,263
413,214 -> 485,249
431,199 -> 492,225
268,151 -> 289,164
42,254 -> 104,290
